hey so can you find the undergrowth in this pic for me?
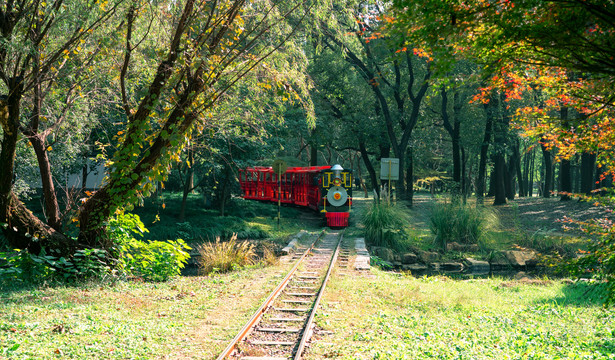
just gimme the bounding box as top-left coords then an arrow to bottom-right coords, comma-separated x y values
197,235 -> 257,275
429,202 -> 498,251
362,200 -> 409,249
0,212 -> 191,284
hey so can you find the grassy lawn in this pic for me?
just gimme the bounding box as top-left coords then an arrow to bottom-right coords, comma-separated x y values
309,269 -> 615,359
131,193 -> 323,247
1,263 -> 293,359
3,192 -> 614,359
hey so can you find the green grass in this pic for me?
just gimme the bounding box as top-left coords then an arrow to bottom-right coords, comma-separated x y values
130,193 -> 321,246
0,263 -> 293,359
3,193 -> 612,359
429,202 -> 499,250
308,269 -> 615,360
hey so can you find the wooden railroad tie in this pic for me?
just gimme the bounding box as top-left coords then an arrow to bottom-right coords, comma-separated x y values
257,327 -> 301,333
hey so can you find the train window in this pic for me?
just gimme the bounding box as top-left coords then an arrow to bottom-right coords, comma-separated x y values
342,172 -> 352,188
322,172 -> 332,188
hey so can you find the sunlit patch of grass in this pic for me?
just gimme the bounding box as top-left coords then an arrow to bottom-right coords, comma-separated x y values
0,263 -> 293,359
308,269 -> 615,360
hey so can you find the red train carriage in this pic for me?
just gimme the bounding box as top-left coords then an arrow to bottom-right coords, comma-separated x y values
238,165 -> 352,227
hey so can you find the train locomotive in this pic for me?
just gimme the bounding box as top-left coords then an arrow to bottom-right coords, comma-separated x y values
238,164 -> 352,227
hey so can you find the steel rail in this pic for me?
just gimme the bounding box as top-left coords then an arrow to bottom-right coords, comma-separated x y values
215,230 -> 324,360
293,231 -> 343,359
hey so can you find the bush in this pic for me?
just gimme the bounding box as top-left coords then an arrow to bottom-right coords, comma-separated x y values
117,238 -> 191,282
0,247 -> 111,283
429,203 -> 497,251
564,192 -> 615,305
362,200 -> 409,249
197,235 -> 256,275
0,212 -> 191,284
109,212 -> 191,281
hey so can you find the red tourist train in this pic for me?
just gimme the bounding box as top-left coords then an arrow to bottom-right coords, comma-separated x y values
238,164 -> 353,227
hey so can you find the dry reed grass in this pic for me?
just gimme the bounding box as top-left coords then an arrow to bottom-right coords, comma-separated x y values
197,234 -> 257,275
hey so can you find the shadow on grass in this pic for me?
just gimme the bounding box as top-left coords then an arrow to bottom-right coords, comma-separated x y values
536,281 -> 609,307
0,280 -> 114,305
130,194 -> 322,244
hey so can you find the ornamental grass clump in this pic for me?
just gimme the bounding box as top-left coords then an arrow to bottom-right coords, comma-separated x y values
362,200 -> 409,249
197,235 -> 256,275
429,203 -> 497,251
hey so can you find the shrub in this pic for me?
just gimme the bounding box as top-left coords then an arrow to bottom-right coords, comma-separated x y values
197,235 -> 256,275
117,238 -> 191,282
0,247 -> 111,283
362,200 -> 409,249
0,212 -> 191,284
564,192 -> 615,305
429,203 -> 497,251
109,212 -> 191,281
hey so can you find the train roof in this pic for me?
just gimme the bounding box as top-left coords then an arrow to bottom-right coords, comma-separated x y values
241,165 -> 334,173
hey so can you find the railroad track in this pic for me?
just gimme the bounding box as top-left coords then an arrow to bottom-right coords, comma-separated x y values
216,230 -> 342,360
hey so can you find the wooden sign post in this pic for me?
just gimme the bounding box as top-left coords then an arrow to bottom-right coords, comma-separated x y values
380,158 -> 399,204
272,159 -> 287,227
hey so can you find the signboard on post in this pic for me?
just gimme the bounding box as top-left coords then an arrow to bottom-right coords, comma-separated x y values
380,158 -> 399,204
380,158 -> 399,180
272,159 -> 287,175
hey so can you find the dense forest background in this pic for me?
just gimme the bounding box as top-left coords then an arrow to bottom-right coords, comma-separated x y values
1,0 -> 614,255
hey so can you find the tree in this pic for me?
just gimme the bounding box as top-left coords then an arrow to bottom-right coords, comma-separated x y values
312,1 -> 433,202
390,0 -> 615,175
1,0 -> 315,253
1,0 -> 124,251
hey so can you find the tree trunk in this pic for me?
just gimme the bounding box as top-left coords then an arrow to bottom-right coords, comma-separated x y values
493,153 -> 508,205
581,152 -> 596,194
0,93 -> 20,231
81,162 -> 89,193
492,92 -> 510,205
540,140 -> 553,198
0,82 -> 69,251
406,147 -> 414,204
487,168 -> 496,197
28,135 -> 62,229
573,155 -> 580,193
397,152 -> 406,201
219,165 -> 231,217
476,106 -> 494,205
528,148 -> 535,197
179,149 -> 195,221
3,193 -> 74,254
522,145 -> 531,197
505,155 -> 516,201
359,139 -> 380,198
440,86 -> 462,196
559,106 -> 572,200
179,171 -> 192,222
310,143 -> 318,166
461,146 -> 467,204
560,159 -> 572,200
514,140 -> 525,197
